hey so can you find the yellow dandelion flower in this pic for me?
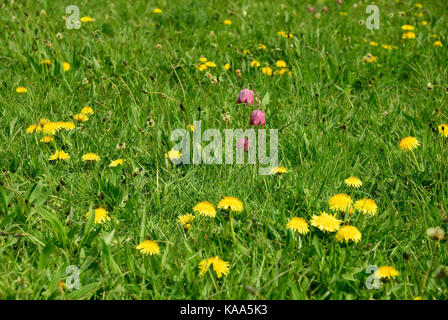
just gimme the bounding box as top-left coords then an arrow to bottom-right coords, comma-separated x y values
136,240 -> 160,255
165,149 -> 182,161
218,197 -> 244,212
82,153 -> 100,162
277,31 -> 293,38
199,57 -> 207,62
109,159 -> 124,167
270,166 -> 288,174
63,62 -> 70,72
205,61 -> 216,68
153,8 -> 162,14
416,3 -> 423,9
40,136 -> 54,143
38,118 -> 50,126
339,12 -> 348,16
250,60 -> 260,67
434,40 -> 442,47
224,19 -> 232,25
42,122 -> 63,135
26,125 -> 38,134
362,54 -> 377,63
198,257 -> 215,275
370,41 -> 378,46
85,207 -> 110,224
213,257 -> 230,278
329,193 -> 353,213
344,176 -> 362,188
273,68 -> 289,75
311,212 -> 342,232
199,256 -> 230,278
257,44 -> 266,50
354,198 -> 378,216
286,217 -> 309,235
438,124 -> 448,138
81,106 -> 94,115
193,201 -> 216,218
40,59 -> 51,65
224,63 -> 230,70
16,87 -> 27,93
179,214 -> 195,225
276,60 -> 287,68
261,66 -> 273,76
195,64 -> 207,71
421,21 -> 428,26
59,122 -> 75,130
80,16 -> 94,22
277,31 -> 287,37
336,225 -> 362,243
53,121 -> 64,130
382,44 -> 392,50
401,25 -> 414,31
402,32 -> 416,39
376,266 -> 399,280
49,150 -> 70,161
73,113 -> 88,122
399,136 -> 420,151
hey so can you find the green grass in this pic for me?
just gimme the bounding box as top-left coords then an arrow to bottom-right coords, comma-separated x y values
0,0 -> 447,300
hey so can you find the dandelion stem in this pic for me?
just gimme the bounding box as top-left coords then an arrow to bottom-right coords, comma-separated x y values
410,150 -> 421,171
229,211 -> 236,242
422,241 -> 439,291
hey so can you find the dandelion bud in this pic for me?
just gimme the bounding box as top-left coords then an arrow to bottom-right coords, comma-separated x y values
249,110 -> 266,126
426,227 -> 445,241
237,89 -> 254,105
436,267 -> 448,280
236,69 -> 242,77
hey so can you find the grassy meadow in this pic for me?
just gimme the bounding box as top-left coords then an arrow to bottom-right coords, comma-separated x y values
0,0 -> 447,299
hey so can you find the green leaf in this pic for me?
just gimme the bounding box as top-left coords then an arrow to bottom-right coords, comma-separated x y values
342,273 -> 356,281
36,207 -> 69,249
67,282 -> 101,300
9,117 -> 18,138
103,229 -> 115,245
38,243 -> 54,270
312,236 -> 322,258
261,92 -> 270,108
101,239 -> 122,275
